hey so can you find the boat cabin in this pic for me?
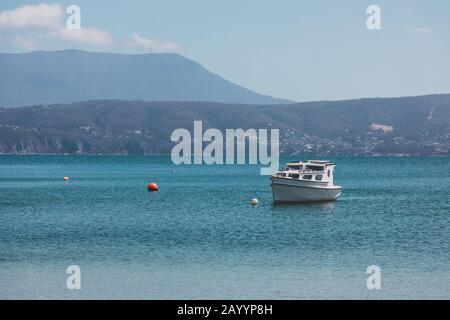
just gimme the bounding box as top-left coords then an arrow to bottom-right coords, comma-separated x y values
274,160 -> 336,186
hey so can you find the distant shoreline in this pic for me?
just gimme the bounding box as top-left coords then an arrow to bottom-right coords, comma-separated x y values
0,153 -> 449,158
2,96 -> 449,157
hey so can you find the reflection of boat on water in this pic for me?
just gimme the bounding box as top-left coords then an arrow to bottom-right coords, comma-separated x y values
271,160 -> 342,203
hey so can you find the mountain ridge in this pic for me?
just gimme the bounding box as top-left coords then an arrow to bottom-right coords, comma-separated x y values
0,49 -> 291,107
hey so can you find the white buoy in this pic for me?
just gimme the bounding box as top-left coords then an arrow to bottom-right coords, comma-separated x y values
251,198 -> 259,206
63,176 -> 69,181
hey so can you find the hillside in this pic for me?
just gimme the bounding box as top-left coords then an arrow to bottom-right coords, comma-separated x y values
0,50 -> 289,107
1,94 -> 450,156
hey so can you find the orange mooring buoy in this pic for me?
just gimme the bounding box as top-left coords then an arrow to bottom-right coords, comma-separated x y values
147,182 -> 159,192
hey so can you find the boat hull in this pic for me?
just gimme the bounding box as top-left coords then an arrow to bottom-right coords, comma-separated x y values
271,178 -> 342,203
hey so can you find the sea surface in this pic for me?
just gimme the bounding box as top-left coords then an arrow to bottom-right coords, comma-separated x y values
0,155 -> 449,299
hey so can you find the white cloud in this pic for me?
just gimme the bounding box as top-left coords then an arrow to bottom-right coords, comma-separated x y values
0,3 -> 114,48
53,27 -> 115,46
128,33 -> 180,53
0,3 -> 63,30
405,27 -> 432,33
0,3 -> 178,52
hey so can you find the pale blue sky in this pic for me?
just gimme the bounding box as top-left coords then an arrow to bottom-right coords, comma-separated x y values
1,0 -> 449,101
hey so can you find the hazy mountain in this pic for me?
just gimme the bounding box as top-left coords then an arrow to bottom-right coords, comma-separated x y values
1,94 -> 449,156
0,50 -> 290,107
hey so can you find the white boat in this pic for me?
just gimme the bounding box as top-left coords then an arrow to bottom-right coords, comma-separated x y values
271,160 -> 342,203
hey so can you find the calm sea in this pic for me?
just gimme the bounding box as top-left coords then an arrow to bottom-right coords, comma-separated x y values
0,155 -> 449,299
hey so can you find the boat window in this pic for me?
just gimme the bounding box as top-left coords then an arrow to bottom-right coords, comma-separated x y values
281,173 -> 287,177
305,165 -> 324,171
315,175 -> 323,181
289,173 -> 300,179
327,170 -> 330,177
287,165 -> 303,170
303,174 -> 312,180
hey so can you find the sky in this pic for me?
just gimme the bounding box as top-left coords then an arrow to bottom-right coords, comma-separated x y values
0,0 -> 449,102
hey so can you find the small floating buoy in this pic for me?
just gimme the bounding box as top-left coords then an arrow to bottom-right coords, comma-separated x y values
63,176 -> 69,181
148,182 -> 159,192
251,198 -> 259,206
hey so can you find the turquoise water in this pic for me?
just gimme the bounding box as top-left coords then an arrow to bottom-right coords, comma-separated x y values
0,155 -> 449,299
